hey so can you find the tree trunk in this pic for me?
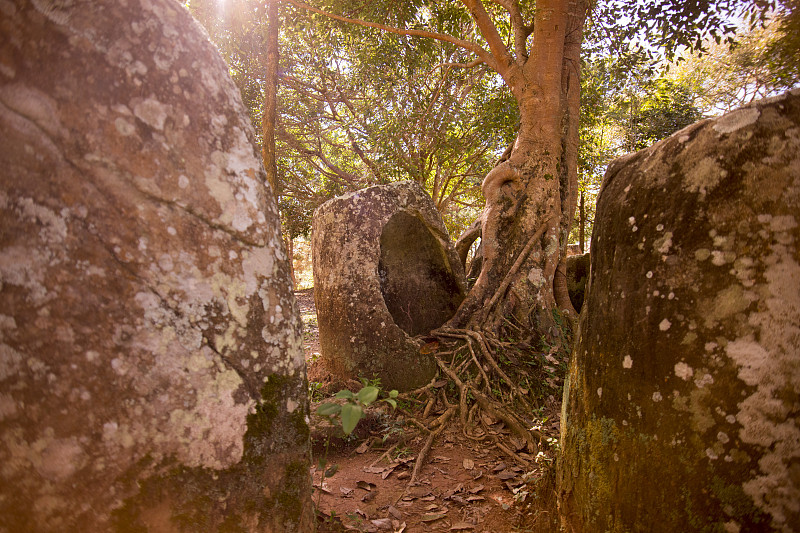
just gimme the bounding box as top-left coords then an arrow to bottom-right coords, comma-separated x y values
286,235 -> 297,289
262,0 -> 280,201
448,0 -> 586,334
579,190 -> 585,253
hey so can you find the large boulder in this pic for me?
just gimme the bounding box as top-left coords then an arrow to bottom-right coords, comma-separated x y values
312,181 -> 466,391
0,1 -> 312,531
559,90 -> 800,532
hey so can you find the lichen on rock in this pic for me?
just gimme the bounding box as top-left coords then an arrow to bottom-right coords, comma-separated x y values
558,90 -> 800,532
312,181 -> 467,391
0,1 -> 312,530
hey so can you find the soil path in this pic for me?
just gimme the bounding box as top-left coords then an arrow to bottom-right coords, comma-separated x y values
295,289 -> 551,532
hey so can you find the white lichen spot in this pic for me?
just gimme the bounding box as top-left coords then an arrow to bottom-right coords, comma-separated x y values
674,362 -> 694,381
712,107 -> 760,134
652,391 -> 663,402
628,216 -> 636,226
659,318 -> 671,331
695,248 -> 711,261
656,223 -> 664,231
286,398 -> 298,413
114,117 -> 136,136
723,521 -> 741,533
132,97 -> 168,131
706,448 -> 719,460
711,250 -> 728,266
178,175 -> 190,189
527,267 -> 545,288
769,215 -> 797,232
596,388 -> 602,398
718,431 -> 730,444
694,372 -> 715,388
623,355 -> 633,369
654,231 -> 673,254
646,271 -> 653,279
157,254 -> 174,272
167,226 -> 177,236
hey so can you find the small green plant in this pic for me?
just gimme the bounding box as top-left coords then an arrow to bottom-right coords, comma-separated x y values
313,382 -> 399,517
316,383 -> 399,435
308,381 -> 324,402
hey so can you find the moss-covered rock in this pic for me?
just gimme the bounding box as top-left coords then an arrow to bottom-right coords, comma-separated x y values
558,91 -> 800,532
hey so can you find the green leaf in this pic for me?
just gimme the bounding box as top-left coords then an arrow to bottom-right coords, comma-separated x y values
317,403 -> 342,416
334,389 -> 355,400
340,403 -> 363,435
384,398 -> 397,409
389,390 -> 399,398
357,386 -> 379,406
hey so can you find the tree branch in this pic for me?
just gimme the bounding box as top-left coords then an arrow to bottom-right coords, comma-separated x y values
460,0 -> 516,80
280,0 -> 498,70
428,57 -> 485,74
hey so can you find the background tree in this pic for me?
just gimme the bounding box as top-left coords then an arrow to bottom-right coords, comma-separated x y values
671,10 -> 800,114
192,0 -> 773,336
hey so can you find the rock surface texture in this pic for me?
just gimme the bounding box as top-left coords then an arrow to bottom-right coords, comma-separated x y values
559,90 -> 800,532
313,181 -> 466,391
0,1 -> 312,531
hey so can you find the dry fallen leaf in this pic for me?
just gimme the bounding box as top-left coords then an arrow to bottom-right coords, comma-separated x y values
387,506 -> 402,520
420,511 -> 448,522
356,480 -> 376,491
462,458 -> 475,470
356,441 -> 370,454
420,341 -> 440,354
450,522 -> 476,531
496,469 -> 518,480
381,465 -> 397,479
371,518 -> 393,530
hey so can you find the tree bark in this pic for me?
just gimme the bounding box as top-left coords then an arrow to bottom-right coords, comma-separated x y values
579,190 -> 585,253
286,235 -> 297,289
262,0 -> 280,201
447,0 -> 587,334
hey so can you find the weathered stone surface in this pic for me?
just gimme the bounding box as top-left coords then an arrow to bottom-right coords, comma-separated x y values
558,90 -> 800,532
313,181 -> 466,391
566,252 -> 590,312
0,1 -> 311,531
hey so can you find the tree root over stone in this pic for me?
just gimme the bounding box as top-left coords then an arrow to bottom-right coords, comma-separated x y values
394,325 -> 564,498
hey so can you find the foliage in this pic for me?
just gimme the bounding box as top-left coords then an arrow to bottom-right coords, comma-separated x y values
188,0 -> 518,241
573,49 -> 703,245
316,381 -> 399,435
671,13 -> 800,115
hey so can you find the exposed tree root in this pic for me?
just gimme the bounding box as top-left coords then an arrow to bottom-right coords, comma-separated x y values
386,318 -> 571,491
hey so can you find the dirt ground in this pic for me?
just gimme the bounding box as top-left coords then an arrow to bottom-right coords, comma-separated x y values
295,288 -> 561,533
